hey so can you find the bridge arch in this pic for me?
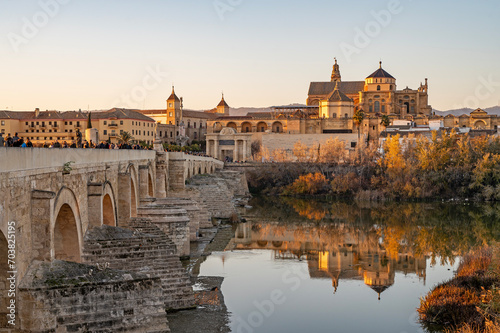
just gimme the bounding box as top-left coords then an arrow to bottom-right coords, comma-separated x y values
53,187 -> 82,263
147,163 -> 155,198
126,164 -> 139,217
102,181 -> 117,227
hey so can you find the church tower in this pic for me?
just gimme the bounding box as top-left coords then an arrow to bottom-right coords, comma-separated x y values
331,58 -> 341,82
166,86 -> 181,126
216,93 -> 230,115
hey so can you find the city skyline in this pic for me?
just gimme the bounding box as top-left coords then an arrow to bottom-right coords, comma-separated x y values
1,0 -> 499,112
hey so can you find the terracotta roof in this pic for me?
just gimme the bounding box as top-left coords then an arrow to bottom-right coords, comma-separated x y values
246,112 -> 272,119
182,110 -> 218,120
59,111 -> 86,120
327,87 -> 353,102
215,116 -> 252,120
141,109 -> 167,115
0,111 -> 34,119
367,63 -> 395,79
218,97 -> 229,108
88,109 -> 154,121
167,87 -> 180,102
308,81 -> 365,96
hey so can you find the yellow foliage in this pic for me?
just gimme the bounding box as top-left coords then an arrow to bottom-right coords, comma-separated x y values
286,172 -> 328,195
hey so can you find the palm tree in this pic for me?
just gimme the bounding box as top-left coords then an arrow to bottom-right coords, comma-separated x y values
353,109 -> 365,163
380,114 -> 391,127
353,109 -> 365,143
119,131 -> 135,144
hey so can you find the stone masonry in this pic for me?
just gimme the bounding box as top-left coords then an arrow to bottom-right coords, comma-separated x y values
82,223 -> 195,311
18,260 -> 169,333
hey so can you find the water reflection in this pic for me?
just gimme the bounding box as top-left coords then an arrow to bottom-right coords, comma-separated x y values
231,220 -> 427,300
201,198 -> 500,333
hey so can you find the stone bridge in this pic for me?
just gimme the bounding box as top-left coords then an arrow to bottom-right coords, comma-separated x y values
0,147 -> 225,331
0,147 -> 223,279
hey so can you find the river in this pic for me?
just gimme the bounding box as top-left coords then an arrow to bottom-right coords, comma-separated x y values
198,197 -> 500,333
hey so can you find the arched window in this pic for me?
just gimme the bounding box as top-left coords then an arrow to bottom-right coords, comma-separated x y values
332,113 -> 337,118
374,101 -> 381,113
381,105 -> 386,113
377,85 -> 381,91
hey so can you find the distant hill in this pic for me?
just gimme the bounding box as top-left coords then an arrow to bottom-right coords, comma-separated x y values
434,106 -> 500,117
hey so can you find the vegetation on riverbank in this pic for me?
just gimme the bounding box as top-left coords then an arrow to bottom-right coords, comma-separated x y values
247,132 -> 500,201
418,246 -> 500,332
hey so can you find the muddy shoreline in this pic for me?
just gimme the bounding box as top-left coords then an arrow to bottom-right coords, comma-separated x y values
168,223 -> 236,333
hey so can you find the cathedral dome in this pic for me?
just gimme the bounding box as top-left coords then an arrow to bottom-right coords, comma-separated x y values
366,62 -> 395,79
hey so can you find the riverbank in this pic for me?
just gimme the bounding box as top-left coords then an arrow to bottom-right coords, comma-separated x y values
418,246 -> 500,332
168,222 -> 236,333
243,133 -> 500,201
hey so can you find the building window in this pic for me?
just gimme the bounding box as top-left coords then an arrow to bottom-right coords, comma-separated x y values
42,122 -> 45,127
369,105 -> 373,112
170,132 -> 173,138
104,130 -> 107,135
143,122 -> 145,127
411,106 -> 415,113
69,121 -> 73,125
375,101 -> 380,113
120,130 -> 123,134
194,132 -> 197,139
169,103 -> 172,108
390,85 -> 393,90
0,121 -> 4,126
104,120 -> 107,125
382,105 -> 386,113
377,85 -> 381,91
120,120 -> 123,125
345,113 -> 348,118
25,122 -> 28,125
132,130 -> 134,135
36,122 -> 39,125
188,121 -> 191,128
49,121 -> 52,125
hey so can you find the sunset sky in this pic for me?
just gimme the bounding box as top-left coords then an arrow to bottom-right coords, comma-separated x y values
0,0 -> 499,112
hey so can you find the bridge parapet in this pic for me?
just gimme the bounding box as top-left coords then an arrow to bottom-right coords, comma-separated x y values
0,147 -> 156,173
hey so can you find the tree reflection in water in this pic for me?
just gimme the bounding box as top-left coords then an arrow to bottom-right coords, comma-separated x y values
233,197 -> 500,297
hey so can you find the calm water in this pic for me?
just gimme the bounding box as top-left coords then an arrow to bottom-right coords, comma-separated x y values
199,198 -> 500,333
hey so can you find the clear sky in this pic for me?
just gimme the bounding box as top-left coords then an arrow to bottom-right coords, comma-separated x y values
0,0 -> 499,111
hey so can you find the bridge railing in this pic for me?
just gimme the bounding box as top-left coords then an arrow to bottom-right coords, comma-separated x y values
0,147 -> 156,173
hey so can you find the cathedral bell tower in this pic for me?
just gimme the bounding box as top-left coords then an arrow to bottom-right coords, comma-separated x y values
331,58 -> 341,82
166,86 -> 181,126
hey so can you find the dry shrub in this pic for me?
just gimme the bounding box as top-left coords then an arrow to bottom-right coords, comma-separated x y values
284,172 -> 329,195
418,247 -> 500,332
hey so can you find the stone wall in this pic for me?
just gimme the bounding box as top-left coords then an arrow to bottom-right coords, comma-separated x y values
18,260 -> 169,333
82,223 -> 195,311
261,133 -> 360,153
169,170 -> 250,220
